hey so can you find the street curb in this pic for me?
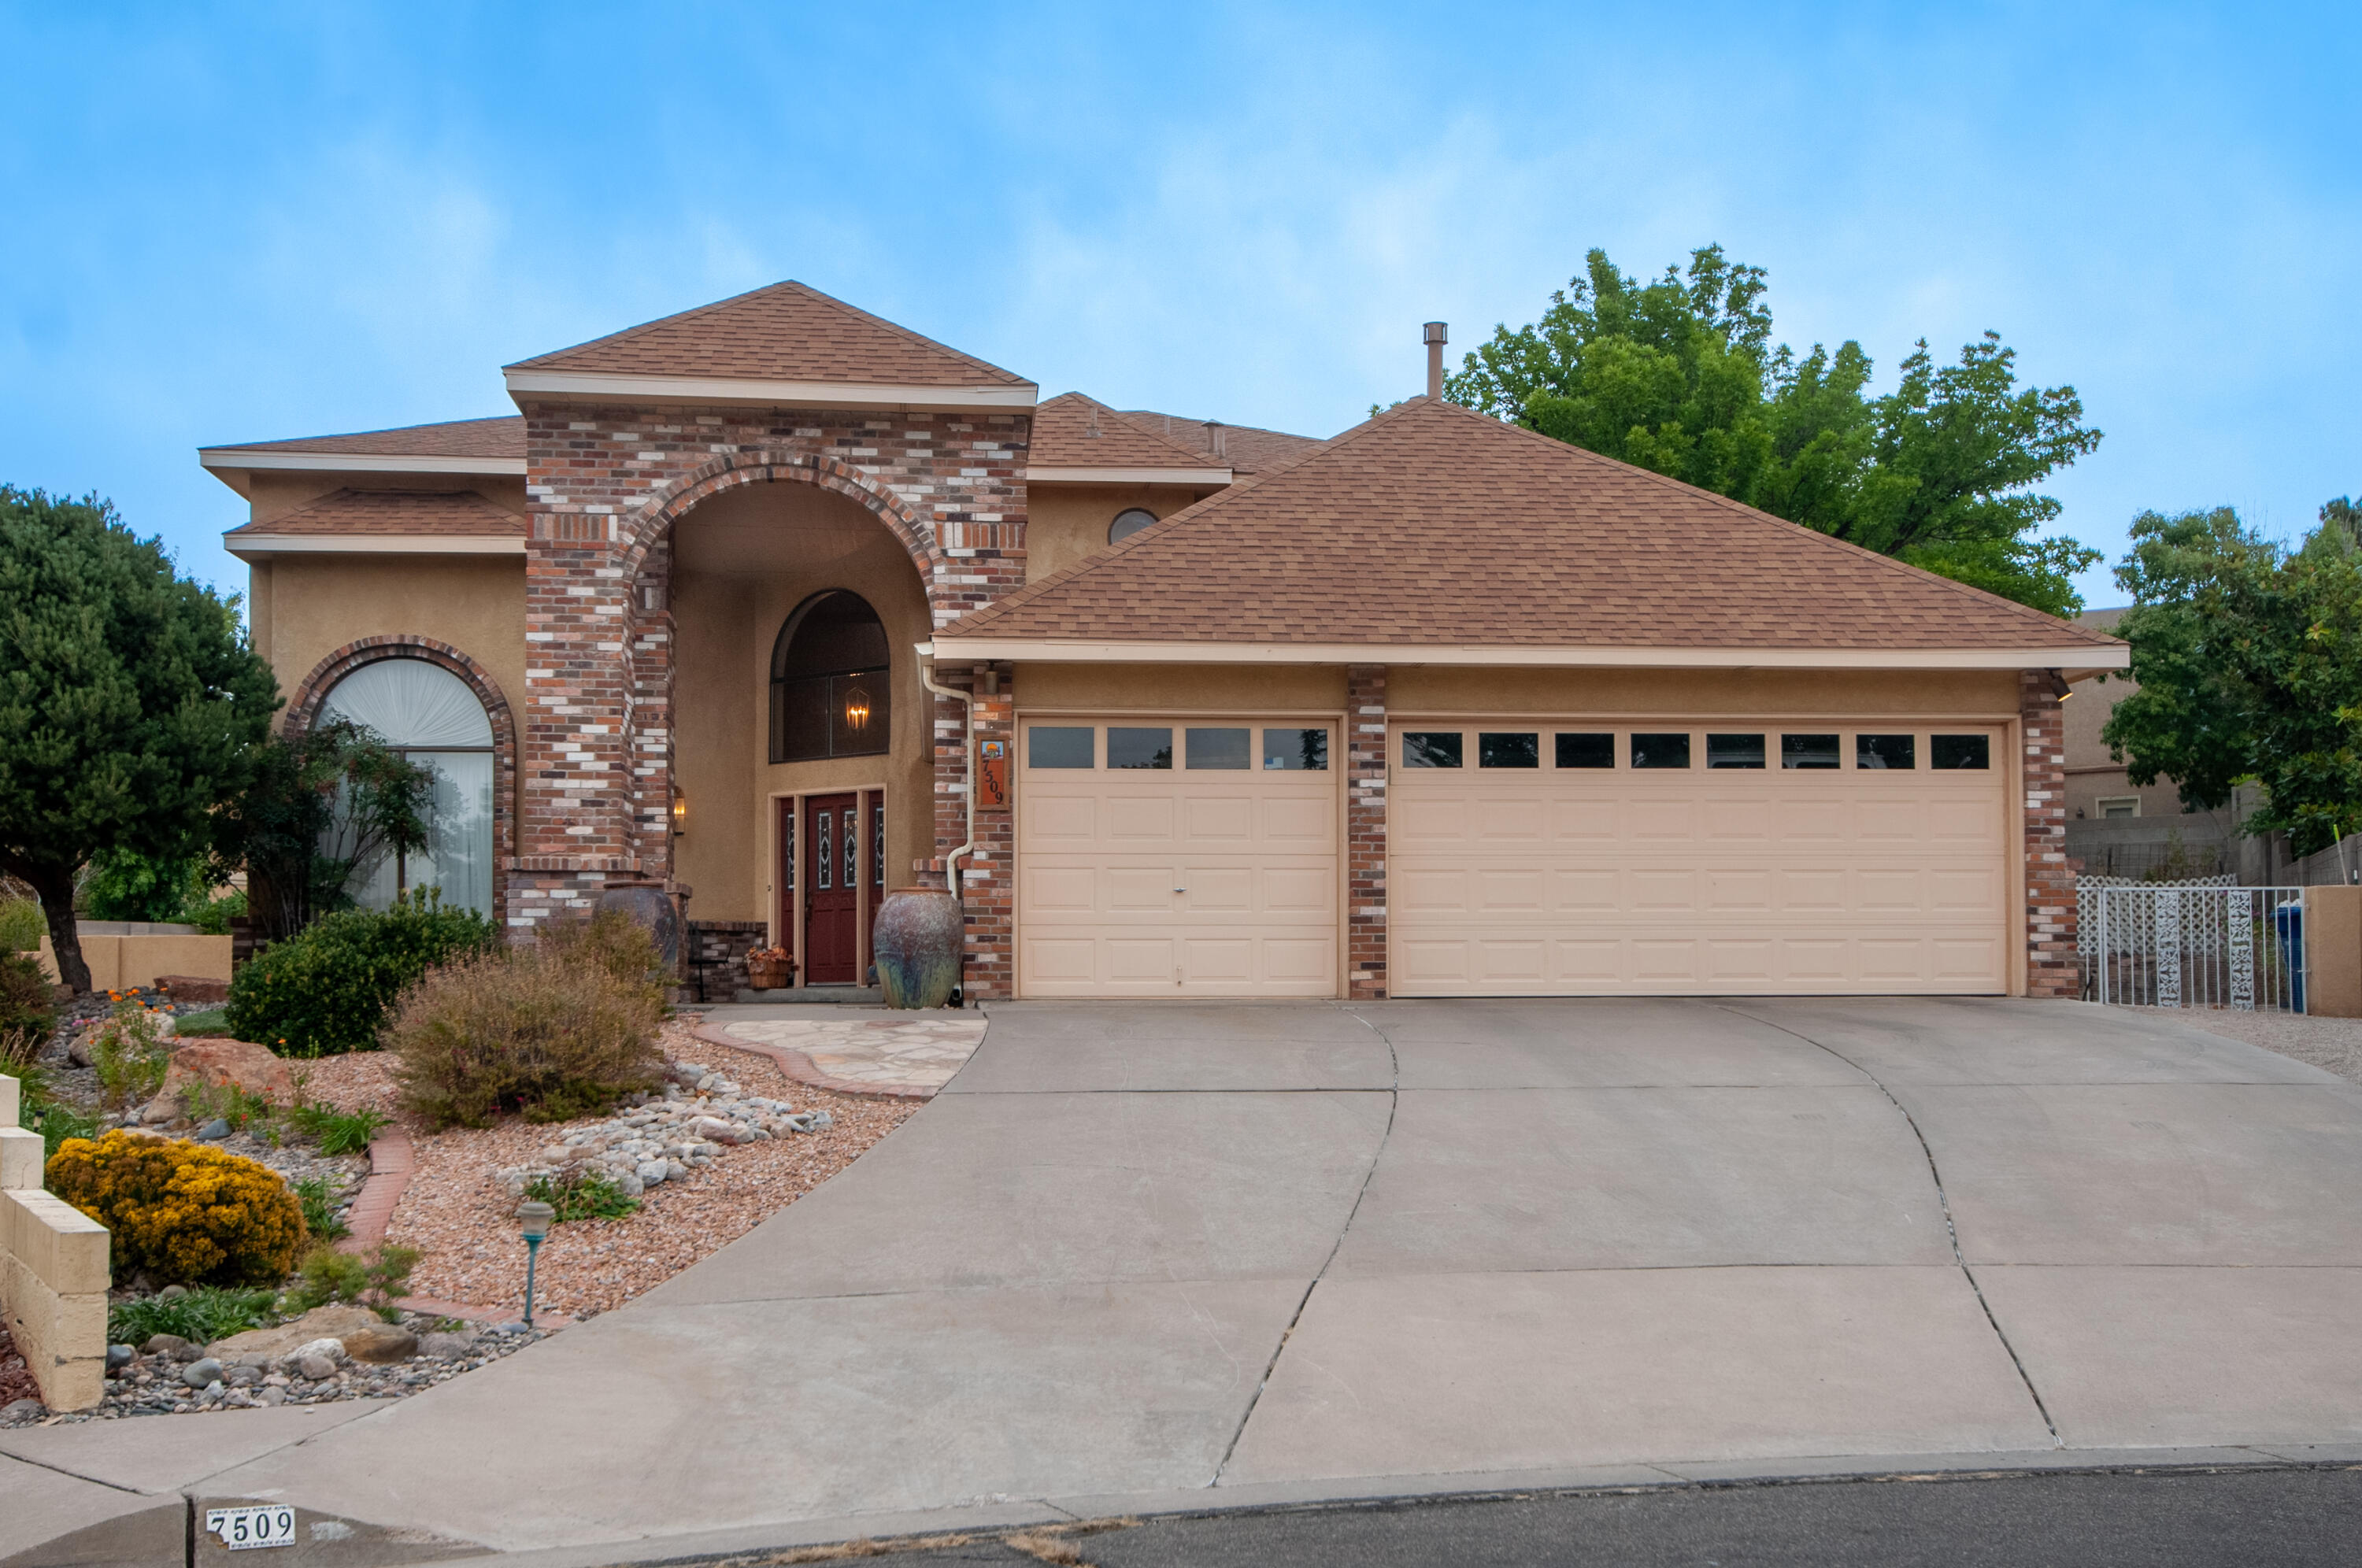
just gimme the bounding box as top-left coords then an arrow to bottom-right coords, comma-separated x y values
423,1444 -> 2362,1566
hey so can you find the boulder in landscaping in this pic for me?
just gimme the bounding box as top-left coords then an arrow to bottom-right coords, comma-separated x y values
157,975 -> 229,1004
209,1304 -> 381,1360
159,1038 -> 295,1108
341,1324 -> 418,1363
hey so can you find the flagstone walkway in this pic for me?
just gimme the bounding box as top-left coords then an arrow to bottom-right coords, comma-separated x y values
694,1007 -> 987,1098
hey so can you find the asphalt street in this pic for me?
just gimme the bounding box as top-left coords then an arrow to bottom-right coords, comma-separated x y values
874,1466 -> 2362,1568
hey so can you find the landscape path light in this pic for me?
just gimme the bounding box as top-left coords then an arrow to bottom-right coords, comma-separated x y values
516,1200 -> 555,1328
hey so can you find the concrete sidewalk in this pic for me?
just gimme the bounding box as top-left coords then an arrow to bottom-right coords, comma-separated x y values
6,997 -> 2359,1564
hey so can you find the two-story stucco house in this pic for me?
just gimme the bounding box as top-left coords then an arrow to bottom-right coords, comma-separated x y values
201,282 -> 2128,1000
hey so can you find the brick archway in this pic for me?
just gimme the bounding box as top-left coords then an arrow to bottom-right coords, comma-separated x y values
620,450 -> 939,592
285,634 -> 519,918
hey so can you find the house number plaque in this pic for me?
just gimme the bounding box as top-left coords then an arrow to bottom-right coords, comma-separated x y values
977,740 -> 1009,808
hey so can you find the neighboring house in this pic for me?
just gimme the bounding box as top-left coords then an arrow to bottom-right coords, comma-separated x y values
201,280 -> 2128,1000
2062,608 -> 2185,824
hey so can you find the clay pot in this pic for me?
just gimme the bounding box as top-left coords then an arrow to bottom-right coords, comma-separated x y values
595,884 -> 683,974
873,888 -> 962,1009
746,953 -> 795,991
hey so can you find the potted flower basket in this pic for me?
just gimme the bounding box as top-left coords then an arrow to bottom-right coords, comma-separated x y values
746,945 -> 795,991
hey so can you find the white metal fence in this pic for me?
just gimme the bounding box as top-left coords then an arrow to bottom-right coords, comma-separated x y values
2078,879 -> 2308,1011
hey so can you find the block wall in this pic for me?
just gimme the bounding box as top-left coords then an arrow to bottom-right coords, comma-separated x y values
1,1074 -> 109,1412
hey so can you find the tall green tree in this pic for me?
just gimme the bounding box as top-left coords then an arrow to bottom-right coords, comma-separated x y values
0,488 -> 279,993
1446,246 -> 2105,616
2103,498 -> 2362,858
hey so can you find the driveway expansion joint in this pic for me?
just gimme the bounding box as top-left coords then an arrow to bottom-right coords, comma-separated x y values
1723,1004 -> 2066,1448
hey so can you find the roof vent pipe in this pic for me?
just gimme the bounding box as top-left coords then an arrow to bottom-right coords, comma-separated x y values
1423,321 -> 1448,400
1204,420 -> 1227,460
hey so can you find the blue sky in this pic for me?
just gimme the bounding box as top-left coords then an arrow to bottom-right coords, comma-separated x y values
2,2 -> 2352,612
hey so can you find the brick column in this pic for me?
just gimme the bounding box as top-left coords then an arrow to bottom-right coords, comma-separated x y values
1347,664 -> 1389,999
2021,670 -> 2077,997
962,671 -> 1016,999
513,529 -> 635,929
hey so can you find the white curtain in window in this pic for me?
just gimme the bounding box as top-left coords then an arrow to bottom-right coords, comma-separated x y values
321,660 -> 496,918
320,659 -> 494,747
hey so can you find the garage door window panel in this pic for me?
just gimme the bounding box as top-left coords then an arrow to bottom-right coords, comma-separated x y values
1932,734 -> 1991,770
1109,727 -> 1173,769
1403,732 -> 1464,768
1185,727 -> 1251,769
1857,734 -> 1916,770
1031,727 -> 1096,768
1479,732 -> 1540,768
1262,728 -> 1329,771
1555,733 -> 1614,769
1631,733 -> 1691,769
1707,734 -> 1766,770
1782,734 -> 1841,770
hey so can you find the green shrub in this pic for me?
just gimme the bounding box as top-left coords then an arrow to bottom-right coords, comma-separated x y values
86,1000 -> 172,1110
282,1241 -> 417,1320
183,1078 -> 279,1138
0,897 -> 43,954
225,893 -> 498,1056
108,1286 -> 277,1348
81,847 -> 212,924
47,1130 -> 308,1287
184,888 -> 246,937
174,1008 -> 231,1037
0,951 -> 56,1042
524,1169 -> 640,1223
291,1177 -> 349,1242
391,916 -> 665,1130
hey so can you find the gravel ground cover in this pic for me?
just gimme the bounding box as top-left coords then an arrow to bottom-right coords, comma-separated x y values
303,1016 -> 919,1318
0,1325 -> 36,1414
2155,1006 -> 2362,1088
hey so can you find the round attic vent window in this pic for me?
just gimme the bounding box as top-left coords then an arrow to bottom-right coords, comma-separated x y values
1109,507 -> 1158,544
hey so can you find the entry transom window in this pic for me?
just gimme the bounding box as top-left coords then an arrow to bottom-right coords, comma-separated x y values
771,590 -> 891,764
319,657 -> 495,917
1109,508 -> 1159,544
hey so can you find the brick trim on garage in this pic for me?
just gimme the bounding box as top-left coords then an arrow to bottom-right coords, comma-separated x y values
284,634 -> 519,920
2021,670 -> 2077,997
1347,664 -> 1389,999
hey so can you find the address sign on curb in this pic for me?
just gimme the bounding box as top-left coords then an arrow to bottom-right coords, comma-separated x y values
205,1505 -> 298,1551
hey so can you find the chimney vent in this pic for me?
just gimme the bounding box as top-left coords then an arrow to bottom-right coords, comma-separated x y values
1204,420 -> 1227,460
1423,321 -> 1449,400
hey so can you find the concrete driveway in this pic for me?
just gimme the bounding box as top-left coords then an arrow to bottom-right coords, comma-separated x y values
12,997 -> 2360,1562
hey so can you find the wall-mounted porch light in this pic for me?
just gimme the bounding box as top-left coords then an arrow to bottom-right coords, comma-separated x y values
672,788 -> 687,836
844,683 -> 873,732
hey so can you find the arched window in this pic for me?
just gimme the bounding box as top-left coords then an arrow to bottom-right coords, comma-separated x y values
320,657 -> 496,916
771,590 -> 891,764
1109,507 -> 1158,544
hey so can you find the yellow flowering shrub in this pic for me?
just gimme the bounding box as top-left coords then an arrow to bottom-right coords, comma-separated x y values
46,1130 -> 307,1287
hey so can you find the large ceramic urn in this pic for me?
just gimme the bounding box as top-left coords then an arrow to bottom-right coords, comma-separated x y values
595,884 -> 683,978
873,887 -> 963,1009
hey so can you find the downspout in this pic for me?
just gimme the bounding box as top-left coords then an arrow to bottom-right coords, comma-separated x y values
916,644 -> 975,902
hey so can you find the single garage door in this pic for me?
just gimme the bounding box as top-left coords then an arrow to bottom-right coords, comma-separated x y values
1016,719 -> 1340,997
1391,723 -> 2008,996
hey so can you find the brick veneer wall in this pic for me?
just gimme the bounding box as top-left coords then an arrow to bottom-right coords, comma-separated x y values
509,403 -> 1028,979
962,674 -> 1016,998
1347,664 -> 1389,999
686,919 -> 769,1000
2021,670 -> 2078,997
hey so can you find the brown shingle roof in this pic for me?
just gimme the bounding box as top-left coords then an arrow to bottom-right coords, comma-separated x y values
942,398 -> 2126,653
205,416 -> 524,460
1114,409 -> 1327,476
225,489 -> 524,538
1029,393 -> 1228,472
506,280 -> 1030,388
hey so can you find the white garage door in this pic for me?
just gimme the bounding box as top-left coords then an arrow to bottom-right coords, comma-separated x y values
1016,719 -> 1340,997
1391,723 -> 2008,996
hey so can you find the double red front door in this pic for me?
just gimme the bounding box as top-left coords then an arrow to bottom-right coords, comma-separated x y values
802,793 -> 861,984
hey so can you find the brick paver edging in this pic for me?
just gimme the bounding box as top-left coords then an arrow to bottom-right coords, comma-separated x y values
690,1022 -> 939,1100
341,1124 -> 573,1328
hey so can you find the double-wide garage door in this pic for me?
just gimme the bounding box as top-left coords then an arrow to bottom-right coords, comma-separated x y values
1390,723 -> 2009,996
1014,716 -> 2010,998
1016,719 -> 1340,997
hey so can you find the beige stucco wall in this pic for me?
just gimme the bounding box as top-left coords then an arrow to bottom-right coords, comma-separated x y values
2062,669 -> 2184,821
242,471 -> 529,527
1024,482 -> 1219,582
251,554 -> 527,720
1388,665 -> 2022,719
669,480 -> 935,926
1018,661 -> 1348,714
